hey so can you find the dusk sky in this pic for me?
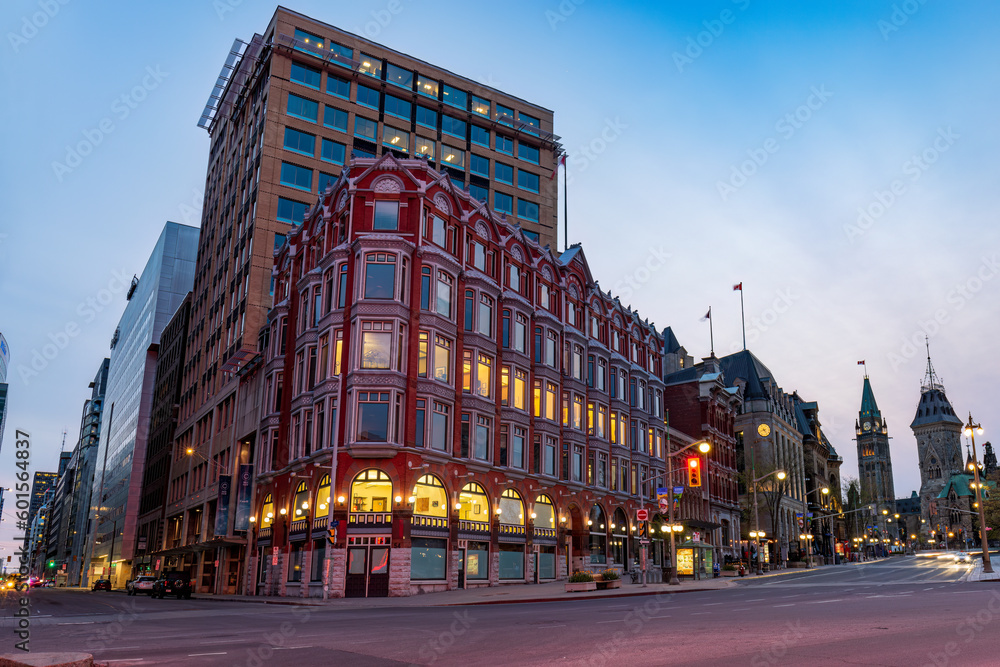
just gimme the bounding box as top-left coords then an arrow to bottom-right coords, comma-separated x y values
2,0 -> 998,551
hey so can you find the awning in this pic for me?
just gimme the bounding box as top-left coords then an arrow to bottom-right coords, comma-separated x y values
149,536 -> 247,559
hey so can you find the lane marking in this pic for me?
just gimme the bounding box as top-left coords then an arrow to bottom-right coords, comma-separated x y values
597,619 -> 624,624
275,646 -> 313,650
691,612 -> 711,615
747,598 -> 765,602
538,624 -> 566,628
198,639 -> 241,645
807,599 -> 843,604
58,622 -> 95,625
773,604 -> 795,607
188,653 -> 227,657
702,602 -> 723,606
649,615 -> 671,619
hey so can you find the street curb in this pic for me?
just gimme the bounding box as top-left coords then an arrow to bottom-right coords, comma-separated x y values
438,586 -> 729,606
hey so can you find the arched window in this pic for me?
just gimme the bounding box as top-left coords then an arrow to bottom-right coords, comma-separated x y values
611,508 -> 629,565
412,474 -> 447,518
351,469 -> 392,513
315,475 -> 331,518
292,482 -> 309,518
260,494 -> 274,525
589,504 -> 607,564
458,482 -> 489,522
534,494 -> 555,529
499,489 -> 524,525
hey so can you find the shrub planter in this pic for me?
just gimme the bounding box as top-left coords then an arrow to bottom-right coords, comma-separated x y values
565,581 -> 598,592
721,569 -> 739,577
596,579 -> 621,590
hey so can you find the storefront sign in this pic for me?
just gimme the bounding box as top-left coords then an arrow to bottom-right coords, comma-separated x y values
215,475 -> 232,536
234,464 -> 253,531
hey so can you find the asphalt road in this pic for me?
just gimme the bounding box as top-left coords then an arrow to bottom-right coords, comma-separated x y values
2,555 -> 996,666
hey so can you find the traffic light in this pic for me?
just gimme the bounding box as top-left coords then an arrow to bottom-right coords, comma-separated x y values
327,526 -> 336,546
687,457 -> 702,487
48,561 -> 54,568
638,521 -> 649,539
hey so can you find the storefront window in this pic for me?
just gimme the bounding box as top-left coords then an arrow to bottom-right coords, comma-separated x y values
288,542 -> 304,582
611,508 -> 629,566
351,469 -> 392,513
466,541 -> 489,579
499,489 -> 523,525
538,546 -> 556,579
499,543 -> 524,579
458,482 -> 489,522
534,495 -> 556,529
315,475 -> 331,519
311,539 -> 325,581
292,482 -> 309,519
411,474 -> 447,518
411,537 -> 447,580
589,505 -> 607,564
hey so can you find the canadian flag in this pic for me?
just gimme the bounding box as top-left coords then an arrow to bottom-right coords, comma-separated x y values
700,308 -> 711,322
550,154 -> 566,180
857,360 -> 866,366
733,282 -> 742,291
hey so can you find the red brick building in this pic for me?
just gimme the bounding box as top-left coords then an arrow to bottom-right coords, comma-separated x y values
250,155 -> 675,597
663,356 -> 743,562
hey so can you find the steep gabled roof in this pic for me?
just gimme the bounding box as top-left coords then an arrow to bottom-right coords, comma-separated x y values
663,326 -> 682,354
911,387 -> 963,428
718,349 -> 775,401
860,377 -> 880,421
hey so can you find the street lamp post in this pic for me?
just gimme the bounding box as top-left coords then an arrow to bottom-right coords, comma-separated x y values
964,415 -> 993,574
656,439 -> 711,586
751,469 -> 787,575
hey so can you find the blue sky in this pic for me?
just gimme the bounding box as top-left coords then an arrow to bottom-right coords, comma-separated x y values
2,0 -> 999,551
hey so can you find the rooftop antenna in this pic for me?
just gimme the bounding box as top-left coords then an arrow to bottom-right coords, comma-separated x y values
60,429 -> 67,452
922,335 -> 942,391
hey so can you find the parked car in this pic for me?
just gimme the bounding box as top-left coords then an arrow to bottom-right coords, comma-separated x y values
126,575 -> 157,596
152,571 -> 192,599
92,579 -> 112,591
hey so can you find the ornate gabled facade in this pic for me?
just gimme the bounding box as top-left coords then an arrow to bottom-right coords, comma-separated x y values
911,345 -> 963,527
855,375 -> 895,511
250,155 -> 672,597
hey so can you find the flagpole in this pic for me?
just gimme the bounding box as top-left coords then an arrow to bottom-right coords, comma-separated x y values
562,152 -> 568,252
709,306 -> 714,357
740,288 -> 746,350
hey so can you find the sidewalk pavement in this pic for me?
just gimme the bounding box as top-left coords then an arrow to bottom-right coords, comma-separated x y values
963,554 -> 1000,582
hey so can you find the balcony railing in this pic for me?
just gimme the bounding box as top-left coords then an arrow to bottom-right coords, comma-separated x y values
459,519 -> 490,533
349,512 -> 392,526
312,516 -> 330,531
257,527 -> 272,540
534,527 -> 557,539
499,524 -> 526,536
413,516 -> 448,529
289,519 -> 309,535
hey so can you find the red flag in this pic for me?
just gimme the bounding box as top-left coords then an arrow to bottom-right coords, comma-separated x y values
550,154 -> 566,180
733,282 -> 742,291
857,360 -> 865,365
700,308 -> 711,321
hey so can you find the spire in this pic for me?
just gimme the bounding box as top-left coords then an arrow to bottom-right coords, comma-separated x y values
922,335 -> 943,392
860,376 -> 880,420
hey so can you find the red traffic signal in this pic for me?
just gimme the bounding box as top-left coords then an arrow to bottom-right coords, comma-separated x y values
687,457 -> 702,487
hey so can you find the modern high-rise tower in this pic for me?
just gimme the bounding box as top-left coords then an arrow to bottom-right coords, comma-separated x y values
855,374 -> 895,510
910,343 -> 963,523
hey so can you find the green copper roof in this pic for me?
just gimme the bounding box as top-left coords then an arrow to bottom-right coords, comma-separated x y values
860,377 -> 881,420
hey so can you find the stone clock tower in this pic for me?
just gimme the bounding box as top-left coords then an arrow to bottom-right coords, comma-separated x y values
910,344 -> 963,524
855,375 -> 896,511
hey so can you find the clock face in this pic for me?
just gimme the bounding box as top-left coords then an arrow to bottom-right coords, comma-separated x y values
863,421 -> 871,431
757,424 -> 771,437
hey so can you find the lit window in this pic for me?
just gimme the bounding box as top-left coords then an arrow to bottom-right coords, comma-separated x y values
417,75 -> 439,99
415,136 -> 435,160
360,322 -> 392,369
433,336 -> 451,382
476,354 -> 492,398
382,126 -> 409,151
373,201 -> 399,231
513,368 -> 527,410
357,55 -> 382,79
441,145 -> 465,167
471,96 -> 490,117
518,112 -> 541,135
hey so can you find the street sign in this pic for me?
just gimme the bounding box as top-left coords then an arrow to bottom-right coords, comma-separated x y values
272,546 -> 279,556
640,539 -> 650,545
636,509 -> 649,521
